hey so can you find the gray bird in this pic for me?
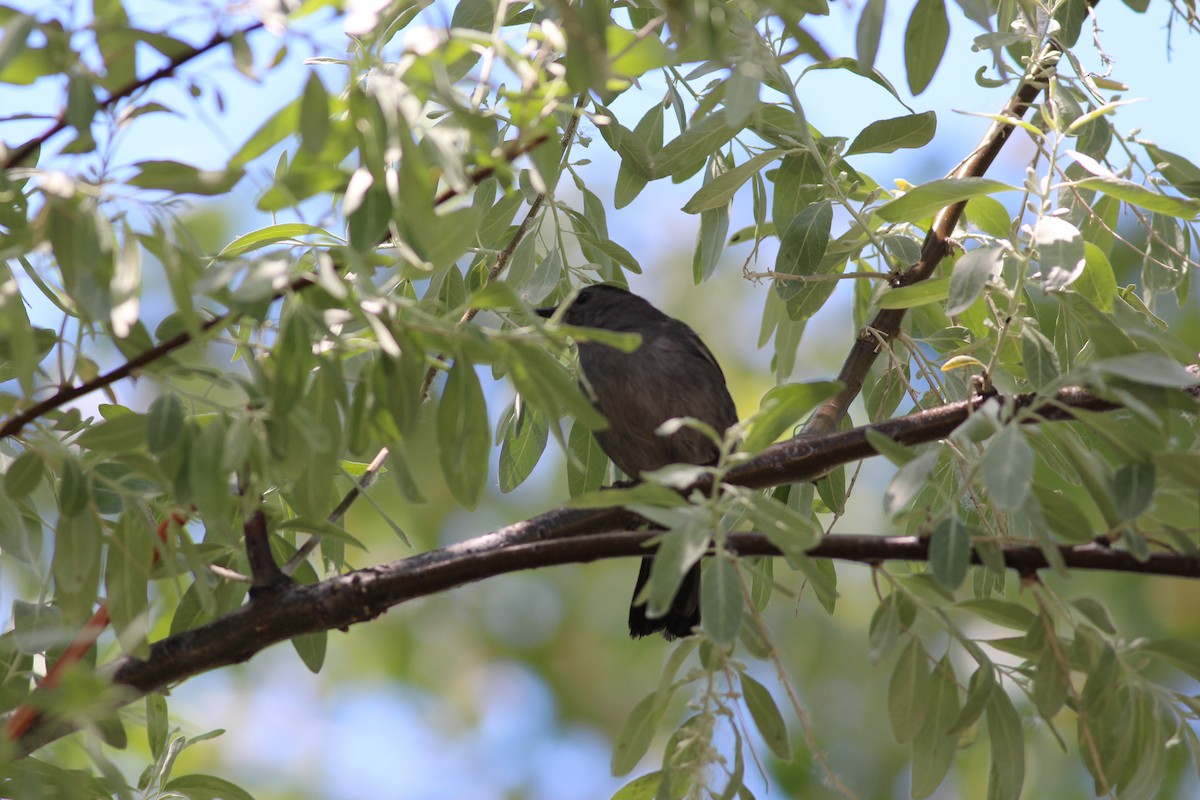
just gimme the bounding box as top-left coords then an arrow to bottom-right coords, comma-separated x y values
537,285 -> 738,639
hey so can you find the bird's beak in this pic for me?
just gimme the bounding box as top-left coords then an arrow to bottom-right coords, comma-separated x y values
534,306 -> 556,319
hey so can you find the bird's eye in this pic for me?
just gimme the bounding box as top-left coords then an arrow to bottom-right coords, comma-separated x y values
575,292 -> 591,305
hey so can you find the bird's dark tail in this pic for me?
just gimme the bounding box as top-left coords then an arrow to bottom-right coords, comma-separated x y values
628,557 -> 701,640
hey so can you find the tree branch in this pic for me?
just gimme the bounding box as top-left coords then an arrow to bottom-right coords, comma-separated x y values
9,382 -> 1196,755
4,22 -> 266,171
804,46 -> 1059,436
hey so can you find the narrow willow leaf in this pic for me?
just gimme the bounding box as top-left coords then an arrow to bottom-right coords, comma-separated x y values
985,686 -> 1025,800
4,451 -> 44,499
1143,143 -> 1200,198
498,403 -> 549,493
904,0 -> 948,94
653,110 -> 737,179
883,448 -> 938,514
980,425 -> 1033,511
876,178 -> 1017,223
911,656 -> 961,798
845,111 -> 936,156
1020,326 -> 1060,388
693,156 -> 730,283
105,511 -> 150,656
946,247 -> 1001,315
1075,176 -> 1200,219
299,72 -> 330,155
1034,216 -> 1086,290
567,421 -> 608,497
701,555 -> 743,645
888,637 -> 931,743
947,664 -> 995,735
876,276 -> 951,309
128,160 -> 244,195
682,150 -> 782,214
740,672 -> 790,759
855,0 -> 885,71
774,201 -> 832,303
217,223 -> 335,258
929,515 -> 970,590
291,631 -> 327,674
741,381 -> 840,454
437,359 -> 490,510
1112,460 -> 1155,521
611,691 -> 668,776
647,519 -> 708,618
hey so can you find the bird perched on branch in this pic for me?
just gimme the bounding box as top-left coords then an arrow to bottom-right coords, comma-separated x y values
538,285 -> 737,639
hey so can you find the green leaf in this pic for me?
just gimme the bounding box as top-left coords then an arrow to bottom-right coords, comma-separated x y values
947,664 -> 994,735
1143,144 -> 1200,198
105,511 -> 150,656
299,72 -> 330,154
646,518 -> 708,618
53,509 -> 100,595
498,403 -> 549,493
904,0 -> 949,94
884,448 -> 938,514
701,555 -> 743,645
742,381 -> 840,454
929,515 -> 970,590
4,450 -> 44,499
855,0 -> 885,71
1034,216 -> 1085,290
1020,326 -> 1059,388
291,631 -> 327,674
876,178 -> 1017,223
946,247 -> 1001,315
567,421 -> 608,497
147,694 -> 169,760
610,772 -> 662,800
845,111 -> 936,156
217,223 -> 335,258
653,111 -> 737,179
1031,645 -> 1067,719
1140,638 -> 1200,681
985,686 -> 1025,800
876,276 -> 950,309
964,195 -> 1012,237
163,774 -> 256,800
889,637 -> 931,743
741,672 -> 790,759
1074,172 -> 1200,218
437,358 -> 490,510
682,150 -> 782,214
774,200 -> 833,308
956,599 -> 1035,630
1112,460 -> 1155,521
146,394 -> 186,454
77,413 -> 148,452
59,456 -> 91,516
607,25 -> 675,78
1074,242 -> 1117,312
1093,354 -> 1195,387
980,425 -> 1032,512
692,156 -> 730,283
736,488 -> 822,562
911,656 -> 961,798
612,691 -> 667,776
230,96 -> 300,168
128,160 -> 244,196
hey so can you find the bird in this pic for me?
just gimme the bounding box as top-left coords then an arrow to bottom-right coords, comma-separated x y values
537,284 -> 738,639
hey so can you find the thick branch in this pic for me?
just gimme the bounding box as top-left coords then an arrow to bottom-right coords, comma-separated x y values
9,383 -> 1191,754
